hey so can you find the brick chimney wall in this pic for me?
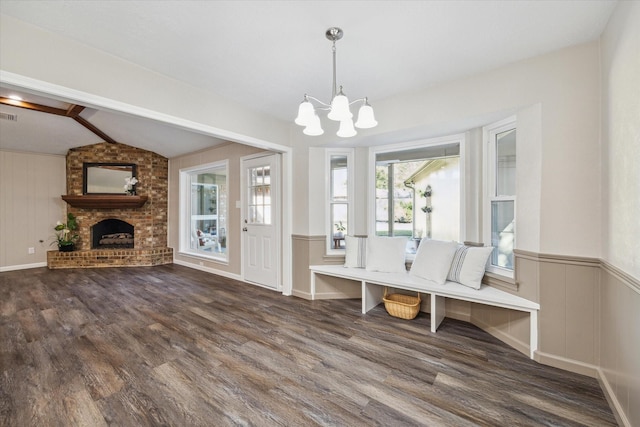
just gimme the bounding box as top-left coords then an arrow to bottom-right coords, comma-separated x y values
65,142 -> 169,250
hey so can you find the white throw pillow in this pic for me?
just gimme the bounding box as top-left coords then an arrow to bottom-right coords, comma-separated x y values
447,245 -> 494,289
365,236 -> 408,273
409,239 -> 459,285
344,235 -> 367,268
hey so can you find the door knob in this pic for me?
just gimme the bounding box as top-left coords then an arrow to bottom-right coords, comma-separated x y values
242,227 -> 248,232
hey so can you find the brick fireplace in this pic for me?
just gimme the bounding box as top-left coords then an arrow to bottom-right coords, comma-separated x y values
47,142 -> 173,268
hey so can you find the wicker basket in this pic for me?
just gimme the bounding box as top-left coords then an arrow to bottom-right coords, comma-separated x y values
383,288 -> 421,320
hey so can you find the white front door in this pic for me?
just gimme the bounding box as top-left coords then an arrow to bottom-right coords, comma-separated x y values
242,154 -> 280,290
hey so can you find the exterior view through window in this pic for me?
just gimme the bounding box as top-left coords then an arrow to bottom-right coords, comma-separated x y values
490,127 -> 516,271
330,155 -> 348,250
247,165 -> 271,225
375,143 -> 460,254
181,162 -> 228,261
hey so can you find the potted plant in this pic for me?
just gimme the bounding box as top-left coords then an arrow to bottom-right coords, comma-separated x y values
334,221 -> 346,238
52,213 -> 79,252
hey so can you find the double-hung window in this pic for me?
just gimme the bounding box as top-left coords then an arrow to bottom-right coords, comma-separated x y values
327,149 -> 353,254
484,117 -> 516,276
180,161 -> 228,262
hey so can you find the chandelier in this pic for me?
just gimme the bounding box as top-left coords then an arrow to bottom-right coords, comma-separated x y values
295,27 -> 378,137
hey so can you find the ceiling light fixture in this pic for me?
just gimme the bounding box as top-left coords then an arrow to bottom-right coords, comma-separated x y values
295,27 -> 378,138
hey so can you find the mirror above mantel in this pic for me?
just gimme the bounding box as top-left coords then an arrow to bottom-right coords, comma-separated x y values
83,162 -> 136,194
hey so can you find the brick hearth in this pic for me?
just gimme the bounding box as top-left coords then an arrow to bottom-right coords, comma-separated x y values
47,247 -> 173,268
48,142 -> 173,269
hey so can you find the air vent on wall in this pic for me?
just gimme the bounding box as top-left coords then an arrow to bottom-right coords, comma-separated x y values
0,112 -> 18,122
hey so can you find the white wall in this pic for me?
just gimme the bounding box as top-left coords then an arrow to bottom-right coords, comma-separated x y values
2,12 -> 601,259
0,14 -> 290,151
295,41 -> 599,258
0,150 -> 66,270
599,4 -> 640,425
601,1 -> 640,278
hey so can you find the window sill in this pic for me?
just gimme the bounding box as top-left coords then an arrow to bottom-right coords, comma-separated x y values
178,250 -> 229,265
323,253 -> 345,263
483,271 -> 518,292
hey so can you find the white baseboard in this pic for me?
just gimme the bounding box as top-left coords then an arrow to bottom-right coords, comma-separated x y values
597,367 -> 631,427
533,350 -> 599,378
173,259 -> 242,281
292,289 -> 313,300
0,262 -> 47,272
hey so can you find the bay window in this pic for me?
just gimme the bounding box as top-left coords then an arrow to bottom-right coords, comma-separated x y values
483,117 -> 516,276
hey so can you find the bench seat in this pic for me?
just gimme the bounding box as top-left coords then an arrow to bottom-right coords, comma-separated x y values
309,264 -> 540,358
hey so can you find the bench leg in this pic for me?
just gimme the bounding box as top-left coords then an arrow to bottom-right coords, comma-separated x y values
362,281 -> 384,314
431,294 -> 446,333
310,271 -> 316,300
529,309 -> 538,359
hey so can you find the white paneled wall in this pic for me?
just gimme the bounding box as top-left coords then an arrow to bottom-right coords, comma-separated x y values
0,150 -> 66,270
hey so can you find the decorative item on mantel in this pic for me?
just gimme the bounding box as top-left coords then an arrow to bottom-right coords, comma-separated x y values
51,212 -> 79,252
124,176 -> 138,195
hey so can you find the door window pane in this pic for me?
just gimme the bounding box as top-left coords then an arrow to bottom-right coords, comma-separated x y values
247,165 -> 271,225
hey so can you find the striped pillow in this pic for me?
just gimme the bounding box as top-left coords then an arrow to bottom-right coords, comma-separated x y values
344,235 -> 367,268
447,245 -> 494,289
447,244 -> 468,282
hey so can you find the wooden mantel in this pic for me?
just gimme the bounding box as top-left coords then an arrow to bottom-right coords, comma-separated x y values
61,195 -> 148,209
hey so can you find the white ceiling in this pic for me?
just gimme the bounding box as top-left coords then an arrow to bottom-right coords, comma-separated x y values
0,0 -> 617,158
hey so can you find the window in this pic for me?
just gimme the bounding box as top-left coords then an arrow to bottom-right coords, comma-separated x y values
484,118 -> 516,276
372,138 -> 463,255
247,165 -> 271,225
180,161 -> 228,261
327,150 -> 353,253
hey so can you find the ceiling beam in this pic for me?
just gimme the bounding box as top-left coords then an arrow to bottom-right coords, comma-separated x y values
66,104 -> 86,118
0,97 -> 117,144
0,97 -> 67,116
73,116 -> 118,144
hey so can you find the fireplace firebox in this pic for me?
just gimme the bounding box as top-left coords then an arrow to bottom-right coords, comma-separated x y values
92,219 -> 134,249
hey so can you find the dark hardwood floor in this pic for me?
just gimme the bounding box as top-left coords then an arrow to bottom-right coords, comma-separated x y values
0,265 -> 616,426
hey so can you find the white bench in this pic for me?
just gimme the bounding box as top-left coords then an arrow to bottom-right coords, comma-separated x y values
309,265 -> 540,358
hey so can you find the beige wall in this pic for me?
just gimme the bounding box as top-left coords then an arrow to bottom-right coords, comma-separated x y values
168,142 -> 265,277
0,150 -> 66,270
599,2 -> 640,426
599,265 -> 639,427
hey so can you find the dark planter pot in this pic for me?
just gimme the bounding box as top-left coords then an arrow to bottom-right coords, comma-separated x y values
59,244 -> 75,252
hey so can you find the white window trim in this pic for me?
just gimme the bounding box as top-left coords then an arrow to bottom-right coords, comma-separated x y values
179,160 -> 229,263
483,116 -> 516,278
326,148 -> 354,255
367,134 -> 466,243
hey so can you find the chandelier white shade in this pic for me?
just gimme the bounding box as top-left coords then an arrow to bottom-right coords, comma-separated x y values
295,27 -> 377,137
